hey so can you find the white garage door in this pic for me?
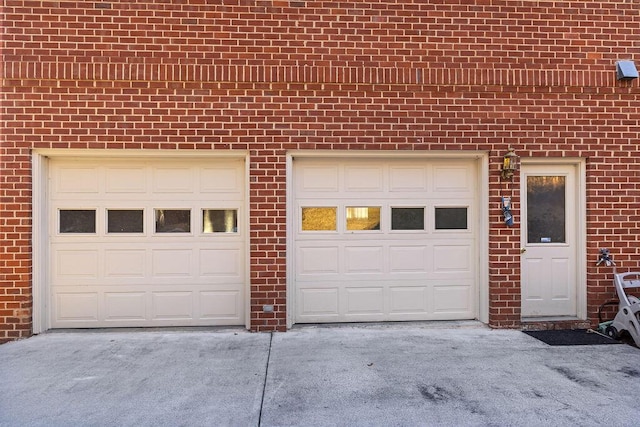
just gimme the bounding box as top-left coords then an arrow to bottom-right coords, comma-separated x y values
293,157 -> 478,323
48,157 -> 246,328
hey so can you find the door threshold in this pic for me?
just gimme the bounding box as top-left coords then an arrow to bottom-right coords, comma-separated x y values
521,317 -> 591,331
522,316 -> 581,322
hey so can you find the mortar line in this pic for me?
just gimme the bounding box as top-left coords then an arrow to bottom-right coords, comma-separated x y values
258,331 -> 273,427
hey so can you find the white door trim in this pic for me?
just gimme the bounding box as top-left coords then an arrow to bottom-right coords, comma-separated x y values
32,149 -> 250,334
519,158 -> 587,320
32,153 -> 48,334
285,150 -> 490,328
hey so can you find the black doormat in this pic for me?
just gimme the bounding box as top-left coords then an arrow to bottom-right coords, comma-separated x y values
523,329 -> 622,346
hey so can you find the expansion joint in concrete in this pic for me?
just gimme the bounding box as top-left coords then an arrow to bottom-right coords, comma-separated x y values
258,332 -> 273,427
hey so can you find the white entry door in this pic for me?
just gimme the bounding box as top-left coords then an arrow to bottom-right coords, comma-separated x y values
521,164 -> 578,317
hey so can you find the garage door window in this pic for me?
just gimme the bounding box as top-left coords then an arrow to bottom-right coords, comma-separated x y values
391,207 -> 425,230
302,207 -> 337,231
107,209 -> 144,233
346,206 -> 380,231
435,207 -> 468,230
59,209 -> 96,233
155,209 -> 191,233
203,209 -> 238,233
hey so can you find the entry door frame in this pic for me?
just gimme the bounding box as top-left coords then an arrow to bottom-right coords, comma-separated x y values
519,158 -> 587,320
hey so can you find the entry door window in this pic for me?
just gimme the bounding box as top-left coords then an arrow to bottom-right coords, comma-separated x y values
526,176 -> 566,244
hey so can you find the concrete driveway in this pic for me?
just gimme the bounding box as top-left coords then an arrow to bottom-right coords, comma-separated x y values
1,323 -> 639,427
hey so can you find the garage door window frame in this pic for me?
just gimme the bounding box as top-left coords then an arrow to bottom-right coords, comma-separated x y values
202,208 -> 239,234
390,206 -> 426,231
107,209 -> 145,234
434,206 -> 470,231
154,208 -> 192,233
58,209 -> 97,234
345,206 -> 382,231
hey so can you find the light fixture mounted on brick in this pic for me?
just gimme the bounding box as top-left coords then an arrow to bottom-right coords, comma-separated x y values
500,147 -> 519,180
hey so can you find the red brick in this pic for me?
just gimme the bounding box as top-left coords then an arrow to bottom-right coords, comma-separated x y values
1,1 -> 640,340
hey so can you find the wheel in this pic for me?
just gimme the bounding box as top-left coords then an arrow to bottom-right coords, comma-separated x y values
605,325 -> 619,339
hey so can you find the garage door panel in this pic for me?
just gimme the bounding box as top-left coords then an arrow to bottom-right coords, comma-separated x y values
390,287 -> 428,313
298,288 -> 339,317
104,292 -> 147,321
200,166 -> 243,194
152,291 -> 193,320
105,250 -> 146,277
151,249 -> 193,277
297,165 -> 340,193
344,246 -> 383,274
389,245 -> 429,273
199,249 -> 242,277
344,166 -> 383,192
433,164 -> 473,194
433,283 -> 473,315
293,157 -> 478,324
389,167 -> 427,192
152,167 -> 195,193
199,291 -> 242,319
49,157 -> 247,329
297,246 -> 340,276
433,244 -> 472,272
55,250 -> 99,279
56,293 -> 99,321
345,287 -> 384,314
105,167 -> 147,193
55,167 -> 99,194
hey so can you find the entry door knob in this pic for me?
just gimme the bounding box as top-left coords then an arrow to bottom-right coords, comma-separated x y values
520,248 -> 527,254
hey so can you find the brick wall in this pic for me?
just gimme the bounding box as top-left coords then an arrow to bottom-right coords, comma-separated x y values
2,0 -> 639,342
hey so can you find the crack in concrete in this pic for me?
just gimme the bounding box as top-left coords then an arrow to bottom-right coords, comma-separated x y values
258,332 -> 273,427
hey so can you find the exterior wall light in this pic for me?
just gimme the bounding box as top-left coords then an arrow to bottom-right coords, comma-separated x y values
616,60 -> 639,81
500,147 -> 519,180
